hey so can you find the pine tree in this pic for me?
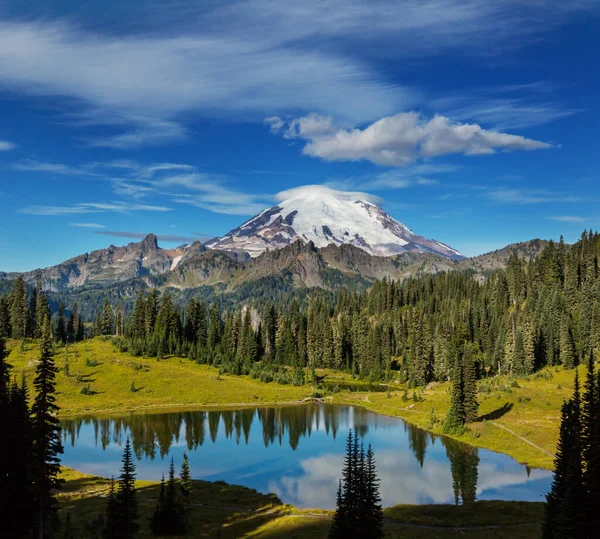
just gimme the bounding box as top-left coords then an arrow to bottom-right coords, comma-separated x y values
103,477 -> 119,539
5,375 -> 34,537
462,344 -> 479,422
150,475 -> 166,536
179,451 -> 193,525
56,302 -> 67,343
330,430 -> 383,539
560,315 -> 575,369
10,276 -> 28,339
101,299 -> 114,336
328,480 -> 346,539
66,303 -> 77,344
444,347 -> 465,434
114,437 -> 139,538
363,444 -> 384,538
31,315 -> 63,538
543,375 -> 587,538
35,277 -> 50,340
581,352 -> 600,536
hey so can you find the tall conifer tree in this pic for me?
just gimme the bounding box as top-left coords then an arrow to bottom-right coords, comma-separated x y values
31,315 -> 63,538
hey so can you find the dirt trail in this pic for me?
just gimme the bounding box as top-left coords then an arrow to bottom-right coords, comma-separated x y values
490,422 -> 554,458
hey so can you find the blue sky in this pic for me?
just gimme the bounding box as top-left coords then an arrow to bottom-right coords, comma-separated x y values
0,0 -> 599,272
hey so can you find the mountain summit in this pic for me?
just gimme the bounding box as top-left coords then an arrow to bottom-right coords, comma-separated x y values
207,186 -> 463,260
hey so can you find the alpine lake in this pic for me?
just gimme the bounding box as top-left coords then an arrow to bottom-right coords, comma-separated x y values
60,404 -> 552,510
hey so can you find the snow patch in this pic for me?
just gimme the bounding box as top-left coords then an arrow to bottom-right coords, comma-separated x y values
170,255 -> 183,271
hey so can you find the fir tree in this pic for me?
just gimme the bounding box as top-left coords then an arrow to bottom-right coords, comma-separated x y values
113,437 -> 139,539
31,315 -> 63,538
363,444 -> 384,538
103,477 -> 119,539
10,276 -> 28,339
150,475 -> 166,536
330,430 -> 383,539
179,451 -> 193,524
101,299 -> 114,336
56,302 -> 67,343
444,347 -> 465,434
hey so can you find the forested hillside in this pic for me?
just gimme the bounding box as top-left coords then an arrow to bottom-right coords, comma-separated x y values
1,232 -> 598,389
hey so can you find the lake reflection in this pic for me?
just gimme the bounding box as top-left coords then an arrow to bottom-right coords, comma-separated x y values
60,404 -> 552,509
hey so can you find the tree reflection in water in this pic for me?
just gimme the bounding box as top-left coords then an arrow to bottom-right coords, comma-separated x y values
61,405 -> 515,508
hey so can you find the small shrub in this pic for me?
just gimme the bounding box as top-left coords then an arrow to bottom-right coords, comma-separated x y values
510,379 -> 521,388
402,387 -> 409,402
557,384 -> 562,390
130,381 -> 137,393
332,385 -> 341,394
517,395 -> 531,403
85,358 -> 99,367
80,384 -> 93,396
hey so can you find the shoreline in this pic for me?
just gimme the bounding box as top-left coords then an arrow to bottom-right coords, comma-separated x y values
58,394 -> 555,472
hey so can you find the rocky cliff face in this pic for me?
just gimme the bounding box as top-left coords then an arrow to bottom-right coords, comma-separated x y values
0,229 -> 548,296
0,234 -> 203,291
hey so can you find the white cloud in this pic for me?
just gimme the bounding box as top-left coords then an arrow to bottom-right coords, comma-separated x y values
270,113 -> 552,167
0,140 -> 16,151
274,185 -> 382,205
69,222 -> 106,228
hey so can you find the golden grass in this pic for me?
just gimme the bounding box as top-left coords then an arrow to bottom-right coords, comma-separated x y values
58,468 -> 543,538
6,338 -> 309,417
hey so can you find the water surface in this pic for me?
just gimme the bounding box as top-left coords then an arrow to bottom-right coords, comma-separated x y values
60,404 -> 552,509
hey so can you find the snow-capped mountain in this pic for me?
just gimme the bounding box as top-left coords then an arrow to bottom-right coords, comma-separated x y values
206,186 -> 463,260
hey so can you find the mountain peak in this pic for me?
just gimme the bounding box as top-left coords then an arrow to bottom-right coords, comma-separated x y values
207,186 -> 462,260
139,233 -> 159,252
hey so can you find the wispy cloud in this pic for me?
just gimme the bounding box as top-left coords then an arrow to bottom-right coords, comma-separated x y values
19,202 -> 172,216
0,1 -> 595,147
94,230 -> 212,243
69,222 -> 106,229
0,140 -> 16,151
12,158 -> 272,216
326,164 -> 455,191
268,113 -> 552,167
549,216 -> 586,223
485,188 -> 579,205
432,82 -> 582,130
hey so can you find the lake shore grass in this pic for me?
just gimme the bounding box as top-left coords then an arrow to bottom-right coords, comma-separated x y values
6,336 -> 576,469
58,467 -> 544,538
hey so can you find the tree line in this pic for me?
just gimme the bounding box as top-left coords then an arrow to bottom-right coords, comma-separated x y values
101,231 -> 600,389
0,276 -> 85,344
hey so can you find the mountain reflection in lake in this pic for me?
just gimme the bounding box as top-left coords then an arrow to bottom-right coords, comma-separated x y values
60,404 -> 551,509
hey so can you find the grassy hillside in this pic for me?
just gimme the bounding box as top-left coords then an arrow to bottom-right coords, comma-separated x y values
6,336 -> 577,469
6,338 -> 309,416
58,468 -> 544,538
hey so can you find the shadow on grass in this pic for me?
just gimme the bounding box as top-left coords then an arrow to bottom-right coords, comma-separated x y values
477,403 -> 514,422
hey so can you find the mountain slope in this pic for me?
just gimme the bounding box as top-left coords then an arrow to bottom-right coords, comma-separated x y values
207,186 -> 463,260
0,234 -> 206,292
456,239 -> 549,272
